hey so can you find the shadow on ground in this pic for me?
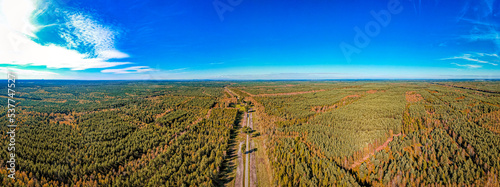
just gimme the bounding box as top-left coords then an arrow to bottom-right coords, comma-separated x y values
218,110 -> 243,186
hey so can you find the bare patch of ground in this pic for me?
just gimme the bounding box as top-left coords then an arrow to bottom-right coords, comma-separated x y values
405,91 -> 423,103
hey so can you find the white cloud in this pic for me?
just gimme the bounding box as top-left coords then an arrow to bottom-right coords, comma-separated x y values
0,0 -> 132,72
0,40 -> 131,70
451,62 -> 482,68
101,66 -> 156,74
0,67 -> 63,79
97,49 -> 130,59
0,0 -> 37,37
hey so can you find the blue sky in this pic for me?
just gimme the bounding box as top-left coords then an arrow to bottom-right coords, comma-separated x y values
0,0 -> 499,79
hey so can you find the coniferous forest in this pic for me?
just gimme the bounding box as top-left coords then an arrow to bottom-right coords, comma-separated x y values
1,80 -> 500,186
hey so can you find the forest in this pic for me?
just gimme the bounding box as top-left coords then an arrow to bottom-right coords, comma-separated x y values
0,81 -> 239,186
0,80 -> 499,186
236,81 -> 500,186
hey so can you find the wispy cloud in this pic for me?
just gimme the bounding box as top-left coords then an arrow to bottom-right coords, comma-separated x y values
441,53 -> 498,66
476,52 -> 499,58
456,1 -> 469,22
459,17 -> 498,27
210,62 -> 224,65
101,66 -> 156,74
460,27 -> 500,46
166,68 -> 188,72
455,0 -> 500,53
450,62 -> 482,69
438,42 -> 447,47
62,12 -> 122,57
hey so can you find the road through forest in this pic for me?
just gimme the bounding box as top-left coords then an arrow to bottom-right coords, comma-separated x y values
236,108 -> 257,187
235,141 -> 244,187
244,112 -> 257,187
248,113 -> 257,187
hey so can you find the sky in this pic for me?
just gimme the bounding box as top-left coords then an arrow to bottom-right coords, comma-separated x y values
0,0 -> 499,80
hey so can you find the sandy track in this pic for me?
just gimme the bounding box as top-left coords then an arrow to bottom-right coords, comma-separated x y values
247,112 -> 257,187
248,113 -> 253,129
245,112 -> 250,187
245,135 -> 249,187
242,112 -> 247,128
235,141 -> 244,187
249,141 -> 257,187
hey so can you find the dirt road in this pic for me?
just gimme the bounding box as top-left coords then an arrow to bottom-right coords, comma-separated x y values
246,112 -> 257,187
249,141 -> 257,187
235,141 -> 244,187
245,134 -> 249,187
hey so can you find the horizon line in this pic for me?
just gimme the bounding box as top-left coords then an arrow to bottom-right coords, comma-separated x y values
6,79 -> 500,81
